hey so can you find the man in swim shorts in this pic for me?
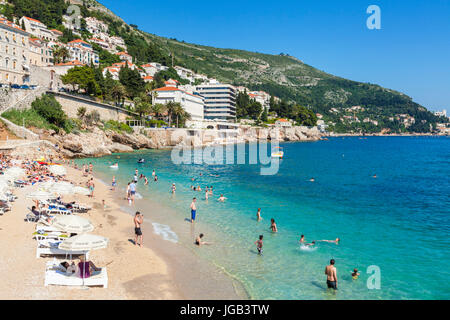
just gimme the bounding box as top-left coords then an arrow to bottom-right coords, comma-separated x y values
190,197 -> 197,223
325,259 -> 338,290
134,211 -> 143,247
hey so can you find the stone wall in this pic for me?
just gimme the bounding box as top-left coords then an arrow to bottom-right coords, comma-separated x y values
50,92 -> 136,122
0,117 -> 39,140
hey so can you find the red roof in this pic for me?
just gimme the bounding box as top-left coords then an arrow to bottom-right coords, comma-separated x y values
68,39 -> 90,45
277,119 -> 289,122
143,76 -> 153,80
23,16 -> 43,24
116,51 -> 131,56
55,60 -> 85,66
153,86 -> 180,92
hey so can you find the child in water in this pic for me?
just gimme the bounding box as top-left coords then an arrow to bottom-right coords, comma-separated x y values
254,235 -> 263,255
352,268 -> 360,280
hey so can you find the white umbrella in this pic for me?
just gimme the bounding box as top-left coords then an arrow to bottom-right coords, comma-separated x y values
4,167 -> 26,178
73,186 -> 91,196
39,180 -> 55,191
49,181 -> 74,195
52,215 -> 94,233
49,165 -> 67,176
26,190 -> 57,201
58,234 -> 108,251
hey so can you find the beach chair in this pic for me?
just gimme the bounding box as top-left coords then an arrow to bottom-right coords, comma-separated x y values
43,207 -> 73,216
26,213 -> 39,222
33,231 -> 69,241
36,240 -> 89,259
44,261 -> 108,288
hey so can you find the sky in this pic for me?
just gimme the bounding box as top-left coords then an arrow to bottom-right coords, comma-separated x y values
98,0 -> 450,111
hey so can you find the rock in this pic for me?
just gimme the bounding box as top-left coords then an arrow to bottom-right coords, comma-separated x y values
108,143 -> 134,153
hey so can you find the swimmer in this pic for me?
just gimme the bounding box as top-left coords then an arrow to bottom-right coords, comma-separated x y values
270,218 -> 278,233
144,176 -> 148,185
372,174 -> 377,178
309,178 -> 315,182
317,238 -> 340,244
352,268 -> 360,280
218,194 -> 227,202
299,235 -> 305,243
195,233 -> 212,246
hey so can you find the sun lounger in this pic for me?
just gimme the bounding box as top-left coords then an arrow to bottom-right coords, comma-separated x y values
36,240 -> 89,259
44,261 -> 108,288
33,231 -> 69,241
26,213 -> 39,222
43,208 -> 73,215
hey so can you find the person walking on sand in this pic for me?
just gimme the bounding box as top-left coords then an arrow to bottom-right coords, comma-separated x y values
88,178 -> 95,198
126,182 -> 130,200
325,259 -> 338,290
257,208 -> 262,221
254,235 -> 263,255
190,197 -> 197,223
134,211 -> 143,247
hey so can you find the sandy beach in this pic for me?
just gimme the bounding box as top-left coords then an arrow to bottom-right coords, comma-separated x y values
0,165 -> 244,300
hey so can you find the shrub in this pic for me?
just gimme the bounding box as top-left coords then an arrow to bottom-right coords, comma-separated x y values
31,94 -> 70,132
104,120 -> 133,133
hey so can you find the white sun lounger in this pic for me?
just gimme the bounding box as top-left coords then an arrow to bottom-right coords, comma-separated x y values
36,241 -> 89,259
44,261 -> 108,288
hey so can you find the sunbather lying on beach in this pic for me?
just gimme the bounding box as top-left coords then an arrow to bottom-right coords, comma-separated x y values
78,256 -> 101,278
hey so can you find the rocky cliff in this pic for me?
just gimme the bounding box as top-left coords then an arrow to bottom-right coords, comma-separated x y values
30,125 -> 322,158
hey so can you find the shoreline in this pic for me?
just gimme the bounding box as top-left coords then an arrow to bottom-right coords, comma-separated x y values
96,173 -> 249,300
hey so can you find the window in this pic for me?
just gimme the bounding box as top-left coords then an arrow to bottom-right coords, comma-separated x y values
13,60 -> 16,69
5,46 -> 8,54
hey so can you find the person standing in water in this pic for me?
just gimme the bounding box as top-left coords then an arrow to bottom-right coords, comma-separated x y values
190,197 -> 197,223
254,235 -> 264,255
218,194 -> 227,202
256,208 -> 262,221
270,218 -> 278,233
144,176 -> 148,185
171,183 -> 176,194
111,176 -> 116,191
325,259 -> 338,290
205,189 -> 209,201
152,170 -> 156,178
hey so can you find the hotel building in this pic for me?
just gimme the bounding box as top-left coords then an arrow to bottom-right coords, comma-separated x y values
196,82 -> 236,121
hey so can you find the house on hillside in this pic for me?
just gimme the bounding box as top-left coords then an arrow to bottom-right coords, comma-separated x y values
19,16 -> 56,41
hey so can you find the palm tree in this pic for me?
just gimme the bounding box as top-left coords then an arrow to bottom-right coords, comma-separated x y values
173,104 -> 185,128
151,103 -> 166,120
111,84 -> 126,106
165,101 -> 178,127
53,46 -> 70,64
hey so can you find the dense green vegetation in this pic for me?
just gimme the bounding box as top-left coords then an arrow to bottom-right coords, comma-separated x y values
2,94 -> 71,132
6,0 -> 68,28
236,91 -> 262,120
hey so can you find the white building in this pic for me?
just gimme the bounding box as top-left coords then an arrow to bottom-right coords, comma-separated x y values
196,82 -> 236,121
435,110 -> 447,118
66,39 -> 99,66
19,16 -> 56,42
0,17 -> 30,84
85,17 -> 108,35
275,119 -> 292,127
115,51 -> 132,62
248,91 -> 271,110
152,86 -> 204,122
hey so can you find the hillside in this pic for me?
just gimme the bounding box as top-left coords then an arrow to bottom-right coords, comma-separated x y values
2,0 -> 441,133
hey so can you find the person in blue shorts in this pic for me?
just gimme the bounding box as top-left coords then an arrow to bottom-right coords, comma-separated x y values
190,197 -> 197,223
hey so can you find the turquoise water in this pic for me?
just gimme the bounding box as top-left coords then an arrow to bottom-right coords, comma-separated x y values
77,137 -> 450,300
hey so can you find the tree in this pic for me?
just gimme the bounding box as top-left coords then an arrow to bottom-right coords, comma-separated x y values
111,83 -> 126,106
165,101 -> 178,127
61,66 -> 97,93
53,46 -> 70,64
119,64 -> 145,99
77,107 -> 87,120
151,103 -> 167,120
31,94 -> 69,131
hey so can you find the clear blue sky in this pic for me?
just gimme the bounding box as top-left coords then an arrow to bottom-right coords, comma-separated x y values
98,0 -> 449,111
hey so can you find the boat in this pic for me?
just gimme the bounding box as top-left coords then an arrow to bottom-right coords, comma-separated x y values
271,147 -> 284,159
109,164 -> 119,169
137,159 -> 145,164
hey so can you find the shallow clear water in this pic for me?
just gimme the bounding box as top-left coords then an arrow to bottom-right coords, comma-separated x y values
77,136 -> 450,299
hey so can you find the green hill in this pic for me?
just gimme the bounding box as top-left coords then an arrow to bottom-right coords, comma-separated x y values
3,0 -> 441,133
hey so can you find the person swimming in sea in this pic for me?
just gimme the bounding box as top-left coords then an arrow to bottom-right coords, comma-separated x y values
317,238 -> 340,244
309,177 -> 315,182
372,174 -> 377,178
299,235 -> 305,243
352,268 -> 360,280
218,194 -> 227,202
195,233 -> 212,246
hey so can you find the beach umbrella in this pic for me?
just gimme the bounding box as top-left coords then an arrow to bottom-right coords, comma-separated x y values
52,215 -> 94,233
49,165 -> 67,176
39,180 -> 55,191
49,181 -> 74,195
58,234 -> 108,251
0,193 -> 8,201
73,186 -> 91,196
5,167 -> 26,177
26,190 -> 57,201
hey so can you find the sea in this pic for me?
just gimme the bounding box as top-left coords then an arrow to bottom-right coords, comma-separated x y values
76,136 -> 450,300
